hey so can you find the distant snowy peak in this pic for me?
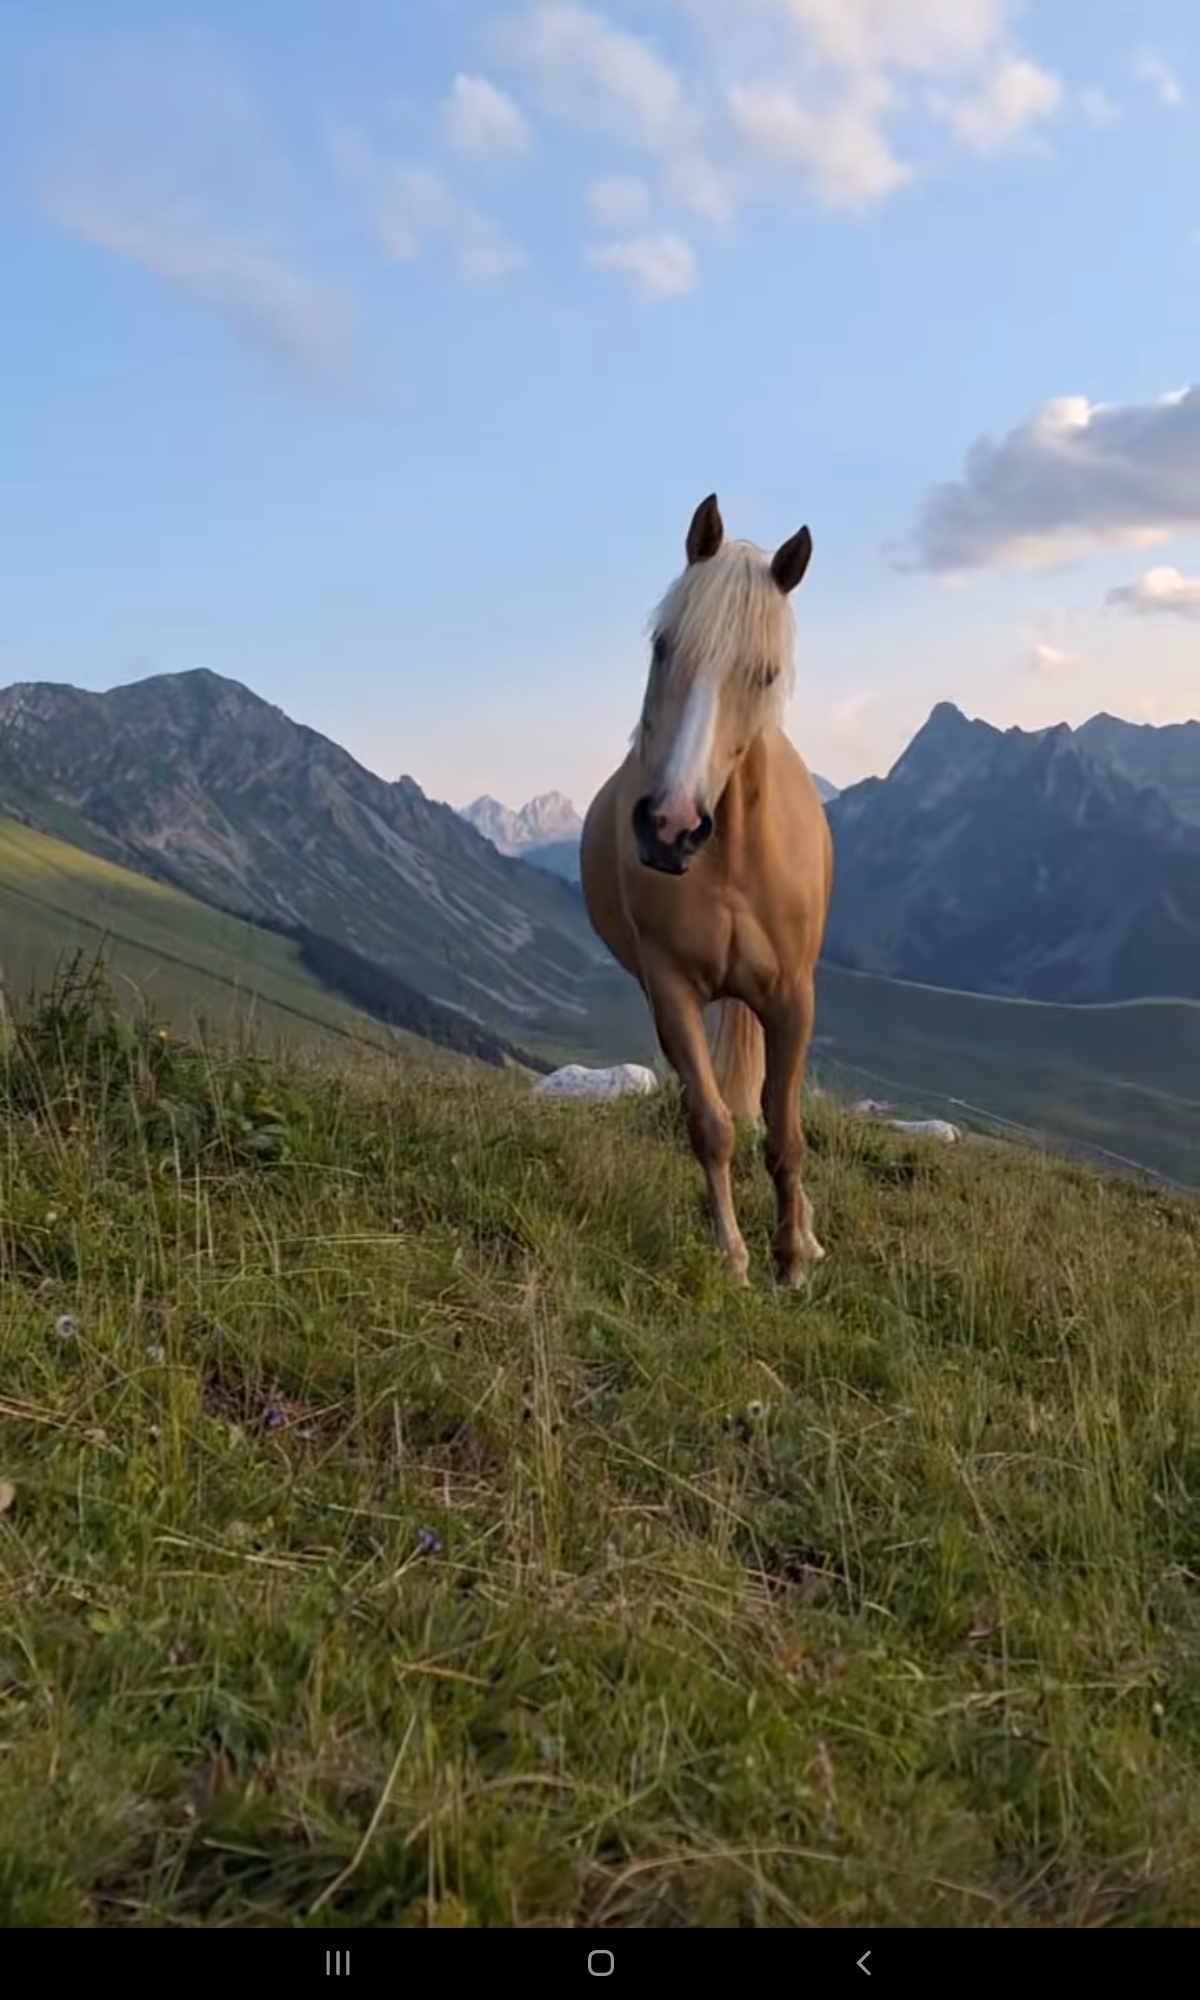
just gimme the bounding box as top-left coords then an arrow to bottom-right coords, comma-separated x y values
461,790 -> 583,855
460,794 -> 515,851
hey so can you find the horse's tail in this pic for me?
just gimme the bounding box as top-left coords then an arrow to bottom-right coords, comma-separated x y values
707,1000 -> 765,1123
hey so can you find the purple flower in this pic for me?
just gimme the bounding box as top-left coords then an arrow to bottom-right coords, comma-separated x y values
263,1402 -> 287,1431
416,1526 -> 443,1557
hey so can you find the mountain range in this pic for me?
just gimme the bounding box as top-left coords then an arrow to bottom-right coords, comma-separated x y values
459,790 -> 584,885
460,791 -> 582,854
822,703 -> 1200,1003
0,670 -> 1196,1040
456,711 -> 1199,1006
0,671 -> 637,1054
0,667 -> 1195,1182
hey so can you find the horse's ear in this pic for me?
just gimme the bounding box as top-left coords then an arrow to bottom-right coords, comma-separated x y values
686,494 -> 724,565
771,525 -> 813,595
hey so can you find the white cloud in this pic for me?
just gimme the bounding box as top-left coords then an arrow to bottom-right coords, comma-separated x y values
494,1 -> 684,148
332,130 -> 526,280
764,0 -> 1013,78
903,386 -> 1200,573
1107,566 -> 1200,621
1026,640 -> 1085,676
586,174 -> 649,227
33,32 -> 352,382
586,229 -> 697,297
929,57 -> 1062,155
683,1 -> 1064,173
495,3 -> 735,248
486,0 -> 1068,271
440,73 -> 533,158
729,75 -> 913,208
1134,49 -> 1184,109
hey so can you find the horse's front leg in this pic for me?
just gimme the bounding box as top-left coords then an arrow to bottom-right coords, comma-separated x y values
643,961 -> 750,1285
761,975 -> 824,1288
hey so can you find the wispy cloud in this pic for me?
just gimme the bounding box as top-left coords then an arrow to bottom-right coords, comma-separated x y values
586,229 -> 697,297
1026,639 -> 1085,676
1107,566 -> 1200,621
32,32 -> 353,384
42,203 -> 353,379
902,387 -> 1200,573
1134,49 -> 1184,109
440,74 -> 533,159
493,1 -> 685,150
332,128 -> 526,280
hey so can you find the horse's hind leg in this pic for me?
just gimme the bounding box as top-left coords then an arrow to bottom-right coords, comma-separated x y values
761,974 -> 824,1288
643,963 -> 750,1285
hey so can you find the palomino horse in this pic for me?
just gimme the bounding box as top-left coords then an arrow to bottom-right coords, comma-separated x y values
580,495 -> 832,1288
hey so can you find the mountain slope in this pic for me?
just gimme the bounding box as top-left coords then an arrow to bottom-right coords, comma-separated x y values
522,836 -> 582,885
0,672 -> 610,1042
813,962 -> 1200,1189
0,809 -> 400,1055
824,703 -> 1200,1003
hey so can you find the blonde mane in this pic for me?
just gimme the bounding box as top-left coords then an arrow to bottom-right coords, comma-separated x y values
635,540 -> 796,750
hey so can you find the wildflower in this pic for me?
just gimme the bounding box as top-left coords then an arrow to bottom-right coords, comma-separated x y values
263,1402 -> 287,1430
745,1400 -> 766,1422
54,1314 -> 78,1340
416,1526 -> 444,1557
146,1343 -> 165,1364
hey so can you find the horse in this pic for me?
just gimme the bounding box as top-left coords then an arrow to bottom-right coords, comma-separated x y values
579,494 -> 833,1288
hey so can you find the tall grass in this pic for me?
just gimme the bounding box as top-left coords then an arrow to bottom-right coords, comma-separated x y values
1,963 -> 1197,1926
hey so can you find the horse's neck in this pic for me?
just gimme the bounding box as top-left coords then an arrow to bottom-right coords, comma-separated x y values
715,729 -> 772,854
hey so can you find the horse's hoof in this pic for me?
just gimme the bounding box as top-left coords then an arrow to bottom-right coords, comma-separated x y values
776,1248 -> 825,1289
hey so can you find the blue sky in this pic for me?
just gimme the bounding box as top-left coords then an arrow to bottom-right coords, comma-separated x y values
1,2 -> 1198,810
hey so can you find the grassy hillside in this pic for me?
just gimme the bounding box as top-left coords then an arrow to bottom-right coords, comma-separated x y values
0,813 -> 447,1062
814,965 -> 1200,1189
0,978 -> 1197,1927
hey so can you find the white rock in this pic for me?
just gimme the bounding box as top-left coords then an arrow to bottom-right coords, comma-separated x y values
535,1063 -> 660,1100
884,1118 -> 960,1142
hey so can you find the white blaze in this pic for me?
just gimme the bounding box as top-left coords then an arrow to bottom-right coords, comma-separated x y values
660,676 -> 718,806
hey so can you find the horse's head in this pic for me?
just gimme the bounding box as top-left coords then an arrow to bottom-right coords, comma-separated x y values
632,494 -> 812,875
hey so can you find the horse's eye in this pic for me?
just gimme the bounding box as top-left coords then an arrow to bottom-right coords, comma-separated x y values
651,632 -> 669,667
757,665 -> 778,690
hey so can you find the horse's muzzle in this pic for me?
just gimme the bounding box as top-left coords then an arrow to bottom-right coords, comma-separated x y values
632,797 -> 714,875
